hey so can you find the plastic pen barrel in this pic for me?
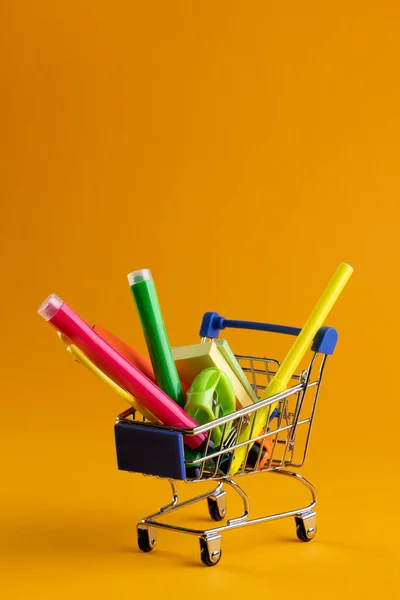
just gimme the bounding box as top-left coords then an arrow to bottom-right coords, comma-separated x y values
38,294 -> 205,449
128,269 -> 185,408
229,262 -> 354,474
269,262 -> 354,391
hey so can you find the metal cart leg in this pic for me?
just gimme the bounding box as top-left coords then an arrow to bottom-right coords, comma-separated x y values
136,479 -> 226,560
140,479 -> 226,521
270,469 -> 317,541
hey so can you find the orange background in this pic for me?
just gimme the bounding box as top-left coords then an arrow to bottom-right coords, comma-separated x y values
1,1 -> 399,597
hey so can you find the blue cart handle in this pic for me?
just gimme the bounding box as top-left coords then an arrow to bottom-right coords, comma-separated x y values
199,312 -> 338,355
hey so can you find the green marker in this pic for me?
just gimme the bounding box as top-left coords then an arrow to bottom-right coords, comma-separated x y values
128,269 -> 185,408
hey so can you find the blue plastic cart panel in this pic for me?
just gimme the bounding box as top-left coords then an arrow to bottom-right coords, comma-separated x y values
114,422 -> 186,480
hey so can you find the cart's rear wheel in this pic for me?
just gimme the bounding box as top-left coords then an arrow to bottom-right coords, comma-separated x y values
295,513 -> 316,542
207,492 -> 227,521
200,536 -> 222,566
137,525 -> 157,552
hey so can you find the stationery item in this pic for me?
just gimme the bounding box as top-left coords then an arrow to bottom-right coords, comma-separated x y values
92,324 -> 190,395
246,435 -> 273,468
61,335 -> 160,423
93,325 -> 156,382
172,341 -> 254,410
246,408 -> 279,468
128,269 -> 185,408
38,294 -> 206,449
229,262 -> 354,474
185,368 -> 236,446
216,339 -> 258,402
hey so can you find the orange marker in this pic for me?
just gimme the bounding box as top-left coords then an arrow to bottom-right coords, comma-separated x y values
93,324 -> 190,395
246,435 -> 273,469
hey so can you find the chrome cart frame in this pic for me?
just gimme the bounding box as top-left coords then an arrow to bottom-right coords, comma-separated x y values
115,313 -> 338,566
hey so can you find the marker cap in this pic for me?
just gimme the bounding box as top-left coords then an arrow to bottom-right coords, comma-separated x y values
38,294 -> 63,321
128,269 -> 153,286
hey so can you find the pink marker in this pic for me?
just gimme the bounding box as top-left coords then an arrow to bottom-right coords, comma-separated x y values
38,294 -> 206,449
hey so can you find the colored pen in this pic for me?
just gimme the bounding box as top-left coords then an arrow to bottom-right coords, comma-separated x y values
92,324 -> 190,396
38,294 -> 206,449
128,269 -> 185,407
229,262 -> 354,474
92,324 -> 156,382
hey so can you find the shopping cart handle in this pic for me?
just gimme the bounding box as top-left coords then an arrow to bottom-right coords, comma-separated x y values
199,312 -> 338,355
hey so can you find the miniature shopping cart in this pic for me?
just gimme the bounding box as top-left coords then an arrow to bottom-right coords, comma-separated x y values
114,312 -> 338,566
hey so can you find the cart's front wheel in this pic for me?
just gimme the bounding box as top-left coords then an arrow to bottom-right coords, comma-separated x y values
200,536 -> 222,567
137,525 -> 157,553
295,512 -> 316,542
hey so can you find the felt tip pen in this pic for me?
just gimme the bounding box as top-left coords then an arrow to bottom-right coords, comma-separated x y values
229,262 -> 354,474
92,324 -> 190,396
38,294 -> 206,449
128,269 -> 185,408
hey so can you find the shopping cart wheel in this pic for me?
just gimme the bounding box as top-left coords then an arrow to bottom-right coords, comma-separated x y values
137,525 -> 157,553
200,535 -> 222,566
295,512 -> 317,542
207,491 -> 227,521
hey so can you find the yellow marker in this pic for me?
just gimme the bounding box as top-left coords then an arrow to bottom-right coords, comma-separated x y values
229,262 -> 354,475
60,333 -> 160,424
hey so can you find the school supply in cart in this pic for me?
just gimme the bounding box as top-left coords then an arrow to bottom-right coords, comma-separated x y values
128,269 -> 185,408
229,262 -> 353,474
92,324 -> 156,382
215,340 -> 258,402
172,341 -> 254,409
93,324 -> 190,395
243,407 -> 280,469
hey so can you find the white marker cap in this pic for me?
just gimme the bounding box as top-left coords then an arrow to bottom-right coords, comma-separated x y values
128,269 -> 153,286
38,293 -> 63,321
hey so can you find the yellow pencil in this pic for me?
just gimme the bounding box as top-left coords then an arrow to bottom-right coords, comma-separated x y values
229,262 -> 354,475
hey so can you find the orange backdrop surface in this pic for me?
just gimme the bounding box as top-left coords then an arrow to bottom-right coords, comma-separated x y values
1,1 -> 399,598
